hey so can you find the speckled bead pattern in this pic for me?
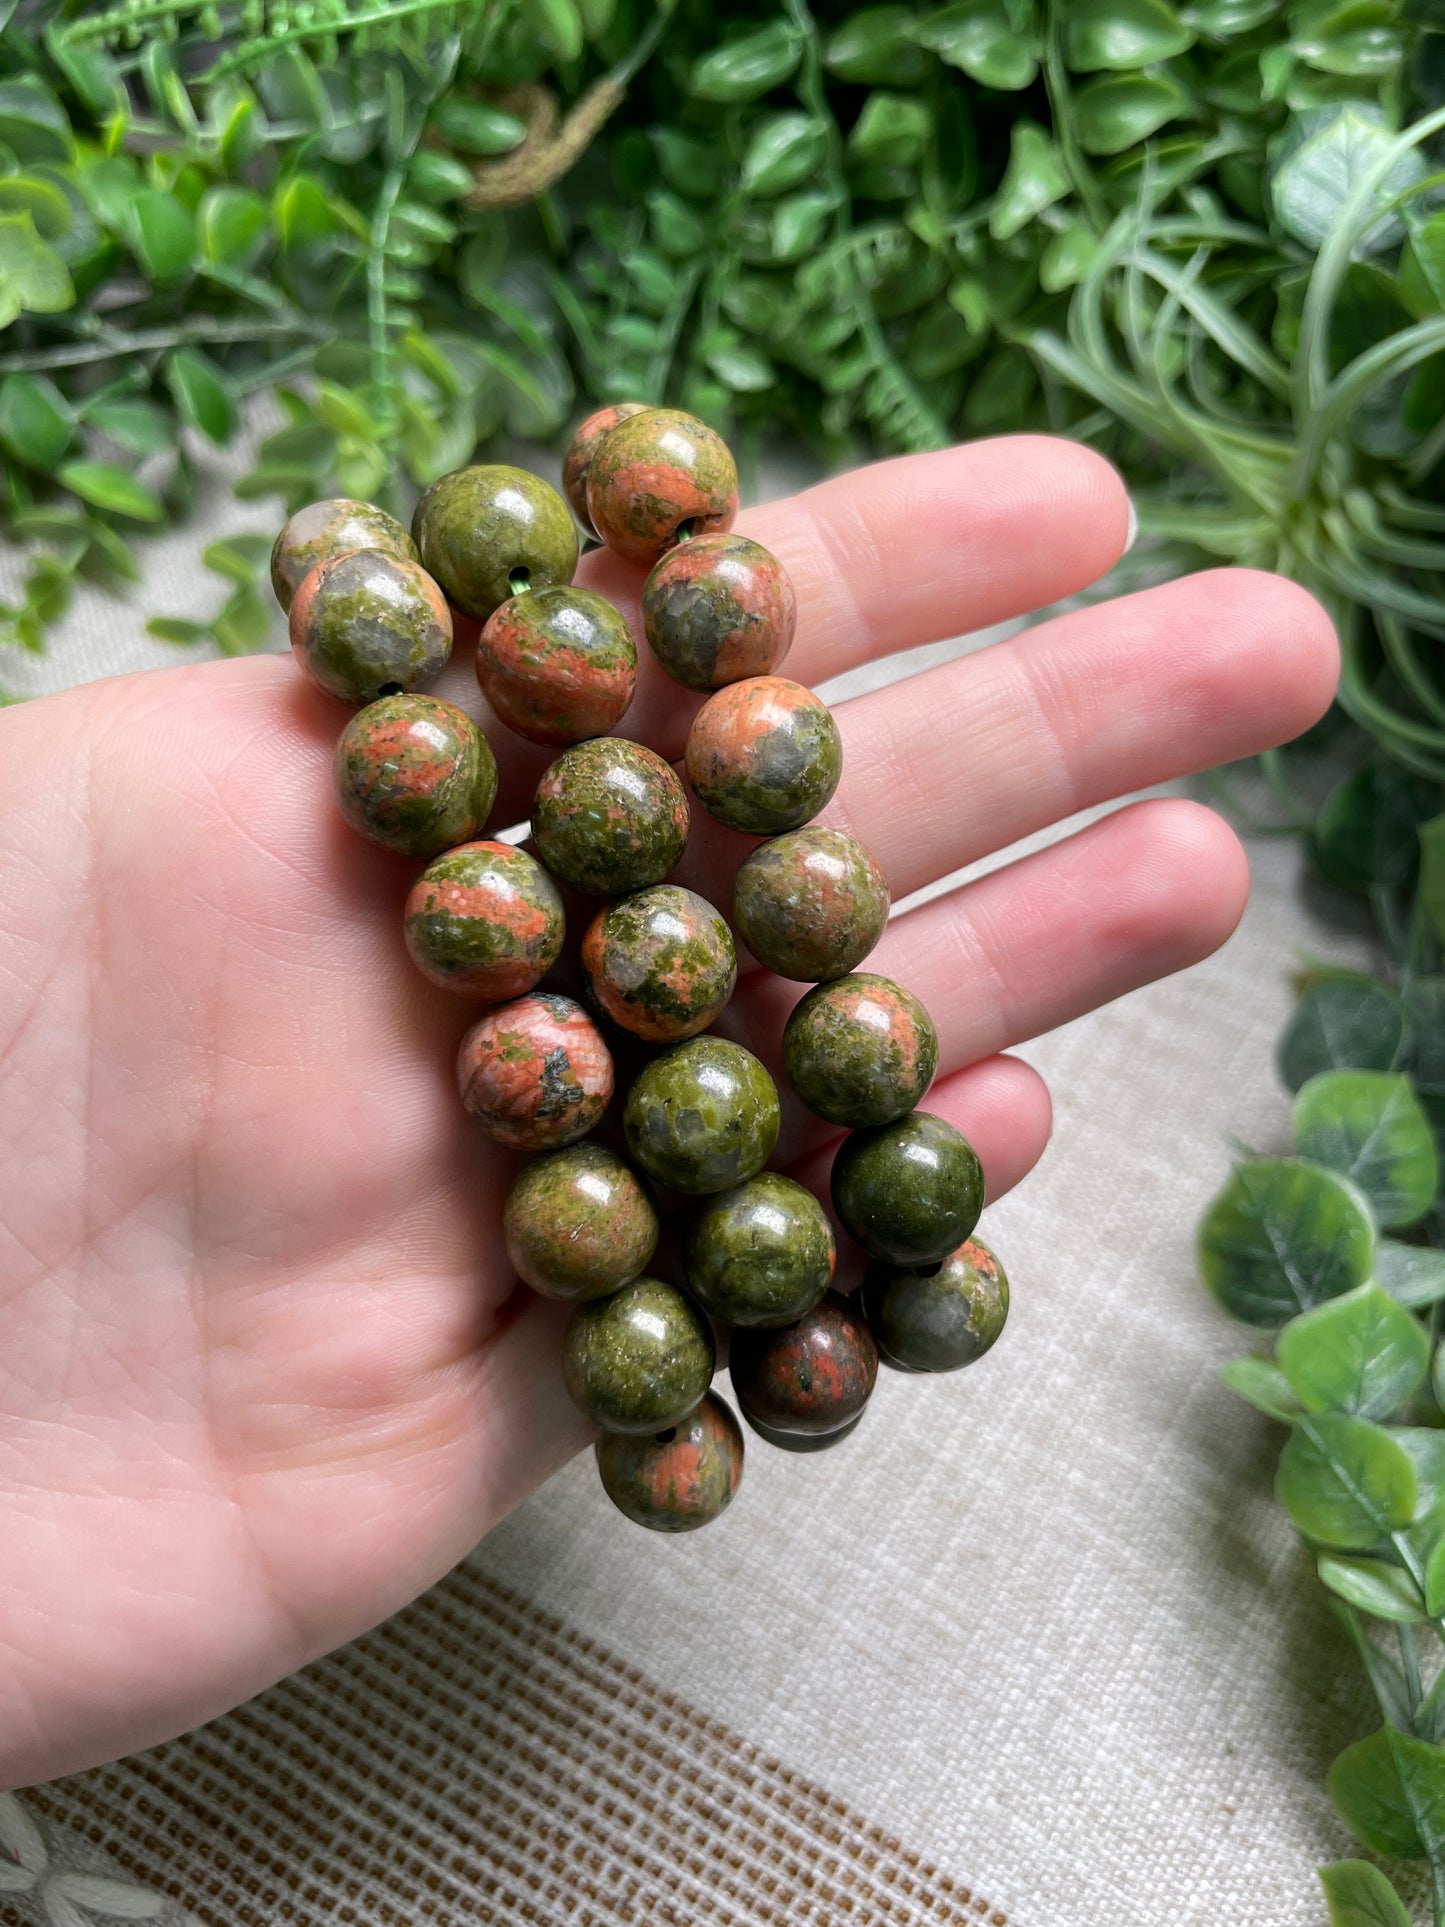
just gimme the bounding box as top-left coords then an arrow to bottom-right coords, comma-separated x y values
783,973 -> 938,1128
456,991 -> 613,1149
831,1112 -> 985,1267
289,547 -> 452,706
404,839 -> 565,1001
624,1037 -> 780,1195
586,409 -> 739,567
333,694 -> 498,857
532,737 -> 690,897
733,827 -> 890,983
863,1237 -> 1010,1374
729,1292 -> 878,1439
595,1391 -> 744,1531
642,534 -> 795,692
683,1172 -> 835,1329
581,885 -> 736,1042
504,1144 -> 658,1301
412,465 -> 579,621
477,586 -> 637,746
270,497 -> 418,612
685,676 -> 841,834
563,402 -> 649,537
562,1275 -> 716,1435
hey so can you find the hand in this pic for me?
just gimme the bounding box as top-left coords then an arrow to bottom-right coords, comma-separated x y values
0,437 -> 1337,1789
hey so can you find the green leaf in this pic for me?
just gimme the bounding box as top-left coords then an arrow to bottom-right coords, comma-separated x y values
824,7 -> 929,84
211,586 -> 272,657
85,398 -> 172,456
1277,977 -> 1406,1092
1270,104 -> 1429,256
0,175 -> 72,241
408,152 -> 475,204
1319,1858 -> 1414,1927
1317,1555 -> 1428,1624
1073,70 -> 1191,155
0,373 -> 72,469
1375,1242 -> 1445,1310
690,24 -> 802,103
1402,212 -> 1445,317
0,78 -> 74,164
1314,763 -> 1430,896
315,381 -> 375,438
1331,1726 -> 1445,1863
741,113 -> 829,198
1277,1283 -> 1428,1419
1198,1159 -> 1377,1328
706,343 -> 775,392
275,174 -> 340,251
83,521 -> 139,583
1063,0 -> 1194,72
57,460 -> 164,522
1220,1354 -> 1304,1421
530,0 -> 583,62
1420,815 -> 1445,949
918,0 -> 1040,90
146,616 -> 211,645
1425,1533 -> 1445,1616
428,99 -> 527,156
1294,1072 -> 1439,1229
989,121 -> 1069,241
165,348 -> 235,446
0,211 -> 74,319
849,92 -> 932,167
202,535 -> 270,585
130,189 -> 194,282
197,185 -> 269,268
769,191 -> 838,263
1277,1414 -> 1415,1548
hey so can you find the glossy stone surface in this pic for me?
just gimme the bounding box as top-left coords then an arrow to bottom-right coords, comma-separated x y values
783,973 -> 938,1128
457,991 -> 613,1149
729,1292 -> 877,1437
642,534 -> 795,692
742,1407 -> 866,1453
684,1172 -> 835,1328
624,1037 -> 780,1195
504,1143 -> 658,1301
270,498 -> 418,612
477,585 -> 637,745
412,465 -> 578,621
595,1390 -> 743,1531
333,694 -> 498,857
587,408 -> 739,567
582,885 -> 736,1042
562,1276 -> 716,1435
289,547 -> 452,705
404,839 -> 564,1000
863,1236 -> 1009,1374
685,676 -> 841,833
532,737 -> 690,897
831,1111 -> 985,1266
563,401 -> 649,537
733,827 -> 890,983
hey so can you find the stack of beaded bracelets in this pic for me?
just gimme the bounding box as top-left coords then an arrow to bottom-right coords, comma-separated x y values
270,405 -> 1010,1534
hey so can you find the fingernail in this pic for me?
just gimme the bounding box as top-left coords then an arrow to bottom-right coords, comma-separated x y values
1124,497 -> 1139,554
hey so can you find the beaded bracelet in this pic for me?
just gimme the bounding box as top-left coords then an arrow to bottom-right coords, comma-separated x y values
271,406 -> 1010,1535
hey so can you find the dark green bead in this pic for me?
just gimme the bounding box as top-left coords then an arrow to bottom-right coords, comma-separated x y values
562,1276 -> 716,1435
831,1111 -> 985,1266
623,1037 -> 780,1195
783,973 -> 938,1127
288,547 -> 452,706
333,694 -> 498,857
412,465 -> 579,621
733,827 -> 890,982
729,1292 -> 877,1437
742,1408 -> 865,1453
684,1173 -> 835,1328
270,497 -> 419,612
581,884 -> 736,1042
504,1144 -> 658,1301
863,1237 -> 1009,1373
685,676 -> 841,834
532,737 -> 690,896
596,1390 -> 744,1531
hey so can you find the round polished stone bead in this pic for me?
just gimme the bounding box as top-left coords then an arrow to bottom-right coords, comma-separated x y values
457,991 -> 613,1149
581,885 -> 736,1042
684,1172 -> 835,1328
333,694 -> 498,857
289,547 -> 452,705
642,534 -> 795,692
863,1236 -> 1009,1374
532,737 -> 690,897
477,585 -> 637,746
624,1037 -> 780,1195
504,1143 -> 658,1301
729,1292 -> 877,1438
412,465 -> 579,621
831,1111 -> 985,1266
742,1408 -> 865,1453
270,498 -> 418,613
404,839 -> 564,1000
586,408 -> 739,567
595,1390 -> 744,1531
562,401 -> 649,537
733,827 -> 889,983
562,1275 -> 716,1435
783,973 -> 938,1128
685,676 -> 841,834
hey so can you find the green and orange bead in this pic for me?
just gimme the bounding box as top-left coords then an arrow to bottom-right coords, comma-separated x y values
531,737 -> 690,897
685,676 -> 841,834
581,885 -> 736,1042
504,1143 -> 658,1301
684,1173 -> 835,1328
831,1112 -> 985,1267
783,973 -> 938,1128
404,839 -> 564,1001
586,408 -> 739,567
333,694 -> 498,857
270,498 -> 418,613
596,1391 -> 744,1532
477,585 -> 637,745
562,402 -> 649,537
642,533 -> 796,692
412,464 -> 579,621
562,1275 -> 716,1435
733,827 -> 890,983
863,1237 -> 1010,1374
456,990 -> 613,1149
730,1292 -> 878,1445
624,1036 -> 781,1194
289,547 -> 452,706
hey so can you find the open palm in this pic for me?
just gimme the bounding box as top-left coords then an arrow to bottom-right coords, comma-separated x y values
0,437 -> 1337,1791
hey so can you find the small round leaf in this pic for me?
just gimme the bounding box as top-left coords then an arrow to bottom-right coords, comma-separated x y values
1294,1071 -> 1439,1229
1199,1158 -> 1376,1328
1277,1414 -> 1415,1549
1278,1283 -> 1429,1419
1277,978 -> 1405,1092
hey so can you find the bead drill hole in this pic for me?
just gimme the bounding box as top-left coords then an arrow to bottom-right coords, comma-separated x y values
674,518 -> 700,542
377,682 -> 404,698
654,1427 -> 677,1445
509,566 -> 532,596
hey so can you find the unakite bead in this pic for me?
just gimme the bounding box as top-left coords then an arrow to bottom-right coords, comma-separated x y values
733,827 -> 890,982
504,1144 -> 658,1301
624,1037 -> 780,1195
595,1390 -> 744,1531
586,408 -> 739,567
729,1292 -> 877,1439
783,973 -> 938,1128
333,694 -> 498,857
684,1173 -> 835,1328
457,991 -> 613,1149
477,586 -> 637,745
742,1408 -> 866,1453
404,839 -> 564,1000
642,534 -> 795,691
270,498 -> 418,613
562,401 -> 649,538
863,1237 -> 1009,1374
562,1276 -> 716,1435
412,465 -> 579,621
289,547 -> 452,705
685,676 -> 841,834
581,885 -> 736,1042
532,737 -> 690,896
831,1112 -> 985,1266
